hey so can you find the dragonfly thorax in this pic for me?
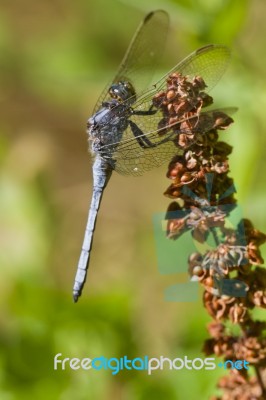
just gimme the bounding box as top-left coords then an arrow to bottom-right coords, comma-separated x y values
108,80 -> 136,105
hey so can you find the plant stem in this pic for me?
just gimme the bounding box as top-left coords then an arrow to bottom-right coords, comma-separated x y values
255,366 -> 266,397
210,226 -> 220,247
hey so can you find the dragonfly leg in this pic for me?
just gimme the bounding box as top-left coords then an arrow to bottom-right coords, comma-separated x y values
132,104 -> 157,116
133,109 -> 157,116
129,120 -> 176,149
129,120 -> 157,148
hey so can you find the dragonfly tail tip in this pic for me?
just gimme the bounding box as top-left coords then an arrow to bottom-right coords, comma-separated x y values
73,292 -> 79,303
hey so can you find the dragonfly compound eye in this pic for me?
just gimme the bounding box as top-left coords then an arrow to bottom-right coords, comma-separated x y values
109,81 -> 136,104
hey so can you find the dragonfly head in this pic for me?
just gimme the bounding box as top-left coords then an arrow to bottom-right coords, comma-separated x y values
109,80 -> 136,105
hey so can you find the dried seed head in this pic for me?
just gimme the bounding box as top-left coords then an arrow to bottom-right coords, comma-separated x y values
166,89 -> 176,100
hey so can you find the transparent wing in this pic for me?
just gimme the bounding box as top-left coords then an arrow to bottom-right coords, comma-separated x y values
132,44 -> 231,115
92,10 -> 169,114
159,44 -> 231,93
99,45 -> 231,175
101,107 -> 236,176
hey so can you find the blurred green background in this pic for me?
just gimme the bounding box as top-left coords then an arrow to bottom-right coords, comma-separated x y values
1,0 -> 266,399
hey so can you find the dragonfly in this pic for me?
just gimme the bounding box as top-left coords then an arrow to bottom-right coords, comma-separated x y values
73,9 -> 231,302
